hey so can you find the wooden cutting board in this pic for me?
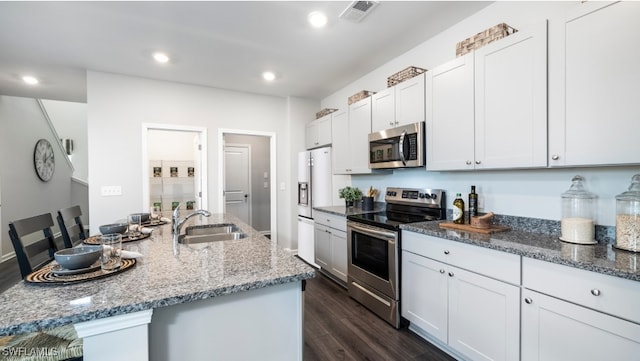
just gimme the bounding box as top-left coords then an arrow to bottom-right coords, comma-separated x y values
439,222 -> 510,234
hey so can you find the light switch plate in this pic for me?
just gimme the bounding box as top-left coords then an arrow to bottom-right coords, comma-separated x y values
101,186 -> 122,196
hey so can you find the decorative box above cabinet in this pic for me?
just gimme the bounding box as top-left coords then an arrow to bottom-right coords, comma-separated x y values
306,113 -> 332,150
548,1 -> 640,167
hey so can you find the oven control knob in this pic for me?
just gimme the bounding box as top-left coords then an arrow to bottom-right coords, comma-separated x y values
430,193 -> 437,200
419,193 -> 425,198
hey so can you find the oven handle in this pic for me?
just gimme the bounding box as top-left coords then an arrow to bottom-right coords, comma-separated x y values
399,129 -> 407,166
348,222 -> 396,243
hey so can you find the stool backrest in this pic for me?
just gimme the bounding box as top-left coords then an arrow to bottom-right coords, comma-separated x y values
8,213 -> 59,279
57,205 -> 86,248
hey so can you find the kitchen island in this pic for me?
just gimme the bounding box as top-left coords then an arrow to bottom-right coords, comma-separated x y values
0,214 -> 315,361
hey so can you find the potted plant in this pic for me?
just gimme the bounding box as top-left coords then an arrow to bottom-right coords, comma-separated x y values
339,186 -> 362,207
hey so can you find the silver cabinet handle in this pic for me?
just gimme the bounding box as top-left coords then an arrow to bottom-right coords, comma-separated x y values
591,289 -> 601,296
551,155 -> 560,160
448,272 -> 454,277
439,269 -> 445,274
525,298 -> 533,304
466,160 -> 472,165
475,160 -> 481,165
444,250 -> 450,255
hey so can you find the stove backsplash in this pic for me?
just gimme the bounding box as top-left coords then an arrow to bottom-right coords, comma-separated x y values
443,210 -> 616,244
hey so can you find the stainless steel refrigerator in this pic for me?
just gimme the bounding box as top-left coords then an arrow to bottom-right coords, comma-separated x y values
297,147 -> 332,266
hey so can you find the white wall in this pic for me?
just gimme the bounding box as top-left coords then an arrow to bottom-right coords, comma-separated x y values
87,71 -> 317,250
148,129 -> 197,161
41,99 -> 88,182
0,96 -> 74,258
323,1 -> 639,227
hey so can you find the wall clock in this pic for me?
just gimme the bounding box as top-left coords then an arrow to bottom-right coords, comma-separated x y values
34,138 -> 55,182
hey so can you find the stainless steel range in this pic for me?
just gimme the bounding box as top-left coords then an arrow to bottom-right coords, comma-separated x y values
346,187 -> 446,328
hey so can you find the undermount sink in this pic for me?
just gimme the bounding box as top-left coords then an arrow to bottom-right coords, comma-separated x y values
178,232 -> 248,244
185,223 -> 240,236
177,223 -> 247,244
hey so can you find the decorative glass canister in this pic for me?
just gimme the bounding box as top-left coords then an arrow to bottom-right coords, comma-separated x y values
560,175 -> 597,244
615,174 -> 640,252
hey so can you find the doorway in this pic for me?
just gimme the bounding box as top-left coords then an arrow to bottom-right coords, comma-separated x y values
142,124 -> 208,216
219,130 -> 276,240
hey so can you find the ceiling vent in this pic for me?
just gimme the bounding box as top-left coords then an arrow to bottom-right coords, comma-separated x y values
339,1 -> 379,23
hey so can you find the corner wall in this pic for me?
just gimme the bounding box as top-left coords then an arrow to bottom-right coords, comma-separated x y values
0,96 -> 73,258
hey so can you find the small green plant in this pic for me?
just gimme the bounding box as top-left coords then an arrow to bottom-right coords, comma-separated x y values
339,186 -> 363,202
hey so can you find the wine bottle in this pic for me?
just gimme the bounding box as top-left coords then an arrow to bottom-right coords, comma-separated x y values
468,185 -> 478,223
453,193 -> 465,224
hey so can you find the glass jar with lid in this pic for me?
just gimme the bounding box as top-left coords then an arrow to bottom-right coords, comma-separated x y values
560,175 -> 597,244
615,174 -> 640,252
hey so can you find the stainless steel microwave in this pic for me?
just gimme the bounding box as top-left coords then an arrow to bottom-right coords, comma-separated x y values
368,122 -> 425,169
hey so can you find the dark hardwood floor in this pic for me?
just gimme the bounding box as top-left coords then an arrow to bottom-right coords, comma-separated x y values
303,273 -> 456,361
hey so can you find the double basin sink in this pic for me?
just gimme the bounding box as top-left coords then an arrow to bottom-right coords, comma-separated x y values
177,223 -> 248,244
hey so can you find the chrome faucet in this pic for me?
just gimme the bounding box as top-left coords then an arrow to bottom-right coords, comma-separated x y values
172,204 -> 212,235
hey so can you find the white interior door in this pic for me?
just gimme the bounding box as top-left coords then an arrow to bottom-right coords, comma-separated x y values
224,145 -> 251,225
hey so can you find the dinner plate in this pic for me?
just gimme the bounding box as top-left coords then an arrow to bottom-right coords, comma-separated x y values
51,260 -> 101,276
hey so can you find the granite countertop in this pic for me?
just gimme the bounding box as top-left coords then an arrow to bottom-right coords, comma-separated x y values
0,214 -> 315,336
402,220 -> 640,282
314,202 -> 385,217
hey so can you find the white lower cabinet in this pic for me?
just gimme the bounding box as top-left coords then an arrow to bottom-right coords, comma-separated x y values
401,232 -> 520,361
521,288 -> 640,361
314,211 -> 347,284
521,257 -> 640,361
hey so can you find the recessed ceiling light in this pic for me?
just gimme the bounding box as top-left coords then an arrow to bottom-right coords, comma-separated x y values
262,71 -> 276,82
153,52 -> 170,63
22,76 -> 39,85
308,11 -> 328,28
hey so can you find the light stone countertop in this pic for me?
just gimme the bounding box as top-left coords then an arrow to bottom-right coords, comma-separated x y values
0,213 -> 315,336
402,220 -> 640,282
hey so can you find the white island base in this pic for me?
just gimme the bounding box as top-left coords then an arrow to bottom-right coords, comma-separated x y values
74,281 -> 303,361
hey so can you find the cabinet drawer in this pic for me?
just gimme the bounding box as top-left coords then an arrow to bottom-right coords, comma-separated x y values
402,231 -> 521,285
314,211 -> 346,232
523,257 -> 640,324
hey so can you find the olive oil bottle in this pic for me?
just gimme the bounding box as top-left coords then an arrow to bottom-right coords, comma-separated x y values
453,193 -> 465,224
468,185 -> 478,223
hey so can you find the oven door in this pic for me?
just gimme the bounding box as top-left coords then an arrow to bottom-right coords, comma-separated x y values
347,221 -> 398,300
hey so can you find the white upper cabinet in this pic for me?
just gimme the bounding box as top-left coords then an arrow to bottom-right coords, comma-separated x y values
427,21 -> 548,171
371,87 -> 395,132
331,101 -> 375,175
305,114 -> 332,150
395,73 -> 426,127
372,73 -> 425,133
474,20 -> 548,169
426,53 -> 475,171
548,1 -> 640,167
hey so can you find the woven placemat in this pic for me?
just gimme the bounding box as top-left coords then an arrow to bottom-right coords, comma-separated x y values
83,232 -> 150,245
25,258 -> 136,285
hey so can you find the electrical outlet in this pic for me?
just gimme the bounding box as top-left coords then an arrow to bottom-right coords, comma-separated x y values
101,186 -> 122,196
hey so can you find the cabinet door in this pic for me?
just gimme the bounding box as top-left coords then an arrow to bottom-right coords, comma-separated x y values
306,115 -> 332,149
330,229 -> 348,283
315,115 -> 332,148
474,20 -> 547,169
521,289 -> 640,361
314,224 -> 331,270
426,53 -> 475,171
348,97 -> 373,174
395,72 -> 425,127
448,266 -> 520,361
401,251 -> 448,343
549,2 -> 640,166
331,110 -> 351,174
371,87 -> 395,132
